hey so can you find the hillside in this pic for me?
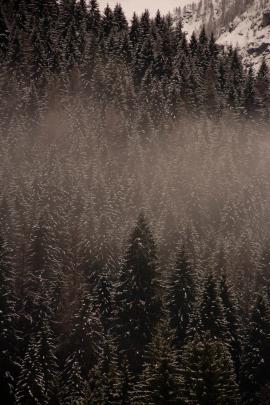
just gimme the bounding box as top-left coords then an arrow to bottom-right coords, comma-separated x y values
217,1 -> 270,70
177,0 -> 270,70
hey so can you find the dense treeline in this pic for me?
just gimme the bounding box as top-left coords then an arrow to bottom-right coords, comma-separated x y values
1,0 -> 270,404
2,212 -> 270,404
0,0 -> 269,125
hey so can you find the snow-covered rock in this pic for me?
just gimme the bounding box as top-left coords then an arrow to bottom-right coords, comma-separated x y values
176,0 -> 270,71
217,0 -> 270,71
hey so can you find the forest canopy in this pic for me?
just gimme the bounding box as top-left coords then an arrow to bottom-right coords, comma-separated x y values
1,1 -> 270,404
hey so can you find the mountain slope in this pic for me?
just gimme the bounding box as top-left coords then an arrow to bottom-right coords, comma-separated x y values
177,0 -> 270,70
217,1 -> 270,70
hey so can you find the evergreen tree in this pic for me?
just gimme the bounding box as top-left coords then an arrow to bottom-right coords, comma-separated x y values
118,356 -> 134,405
93,272 -> 113,333
243,67 -> 257,118
133,36 -> 154,86
113,4 -> 128,33
129,13 -> 140,47
256,244 -> 270,297
139,10 -> 151,39
188,271 -> 229,342
114,213 -> 161,374
167,245 -> 196,347
256,59 -> 270,119
132,317 -> 183,405
101,5 -> 114,38
64,291 -> 105,380
60,353 -> 86,405
15,312 -> 58,405
87,0 -> 101,35
219,272 -> 242,377
240,292 -> 270,404
181,336 -> 240,405
15,334 -> 47,405
86,333 -> 122,405
0,236 -> 19,405
190,32 -> 198,55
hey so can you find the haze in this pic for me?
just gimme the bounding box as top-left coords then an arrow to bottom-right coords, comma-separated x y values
99,0 -> 195,17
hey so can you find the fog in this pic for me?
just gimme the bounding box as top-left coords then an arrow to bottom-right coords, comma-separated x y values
1,96 -> 269,296
99,0 -> 195,18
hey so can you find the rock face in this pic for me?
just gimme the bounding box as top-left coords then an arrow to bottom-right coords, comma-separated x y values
263,10 -> 270,27
179,0 -> 270,71
247,43 -> 269,55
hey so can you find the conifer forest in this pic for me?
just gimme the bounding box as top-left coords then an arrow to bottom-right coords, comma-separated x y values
1,0 -> 270,404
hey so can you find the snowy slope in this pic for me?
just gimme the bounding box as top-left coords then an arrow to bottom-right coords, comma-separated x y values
177,0 -> 270,70
217,1 -> 270,70
176,0 -> 237,38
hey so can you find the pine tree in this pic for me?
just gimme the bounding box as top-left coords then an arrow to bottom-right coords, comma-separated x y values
129,13 -> 140,47
101,5 -> 114,38
114,213 -> 161,374
209,32 -> 219,59
132,317 -> 183,405
0,236 -> 19,404
93,272 -> 113,333
243,67 -> 257,118
37,316 -> 59,404
21,222 -> 53,341
180,336 -> 240,405
113,4 -> 128,33
16,291 -> 58,405
189,32 -> 198,55
87,0 -> 100,36
60,353 -> 86,405
167,245 -> 196,347
64,291 -> 105,380
133,36 -> 154,86
15,334 -> 48,405
139,10 -> 151,39
240,292 -> 270,404
219,273 -> 242,377
86,333 -> 122,405
118,356 -> 134,405
227,48 -> 243,112
256,244 -> 270,297
188,271 -> 229,342
256,59 -> 270,120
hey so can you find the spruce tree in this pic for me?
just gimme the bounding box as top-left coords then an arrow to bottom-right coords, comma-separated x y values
243,67 -> 257,118
167,245 -> 196,347
16,287 -> 58,405
188,271 -> 229,342
93,272 -> 113,333
114,213 -> 161,374
118,356 -> 134,405
87,0 -> 100,35
113,4 -> 128,33
180,336 -> 240,405
60,353 -> 86,405
256,58 -> 270,119
0,236 -> 19,404
15,334 -> 48,405
129,13 -> 140,47
132,317 -> 183,405
219,272 -> 242,377
240,292 -> 270,404
64,291 -> 105,380
86,333 -> 122,405
101,5 -> 114,38
256,245 -> 270,297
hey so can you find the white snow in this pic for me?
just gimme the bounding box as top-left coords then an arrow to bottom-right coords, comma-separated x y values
178,0 -> 270,71
217,1 -> 270,71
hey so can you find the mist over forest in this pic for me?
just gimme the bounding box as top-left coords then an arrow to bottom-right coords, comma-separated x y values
1,1 -> 270,404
